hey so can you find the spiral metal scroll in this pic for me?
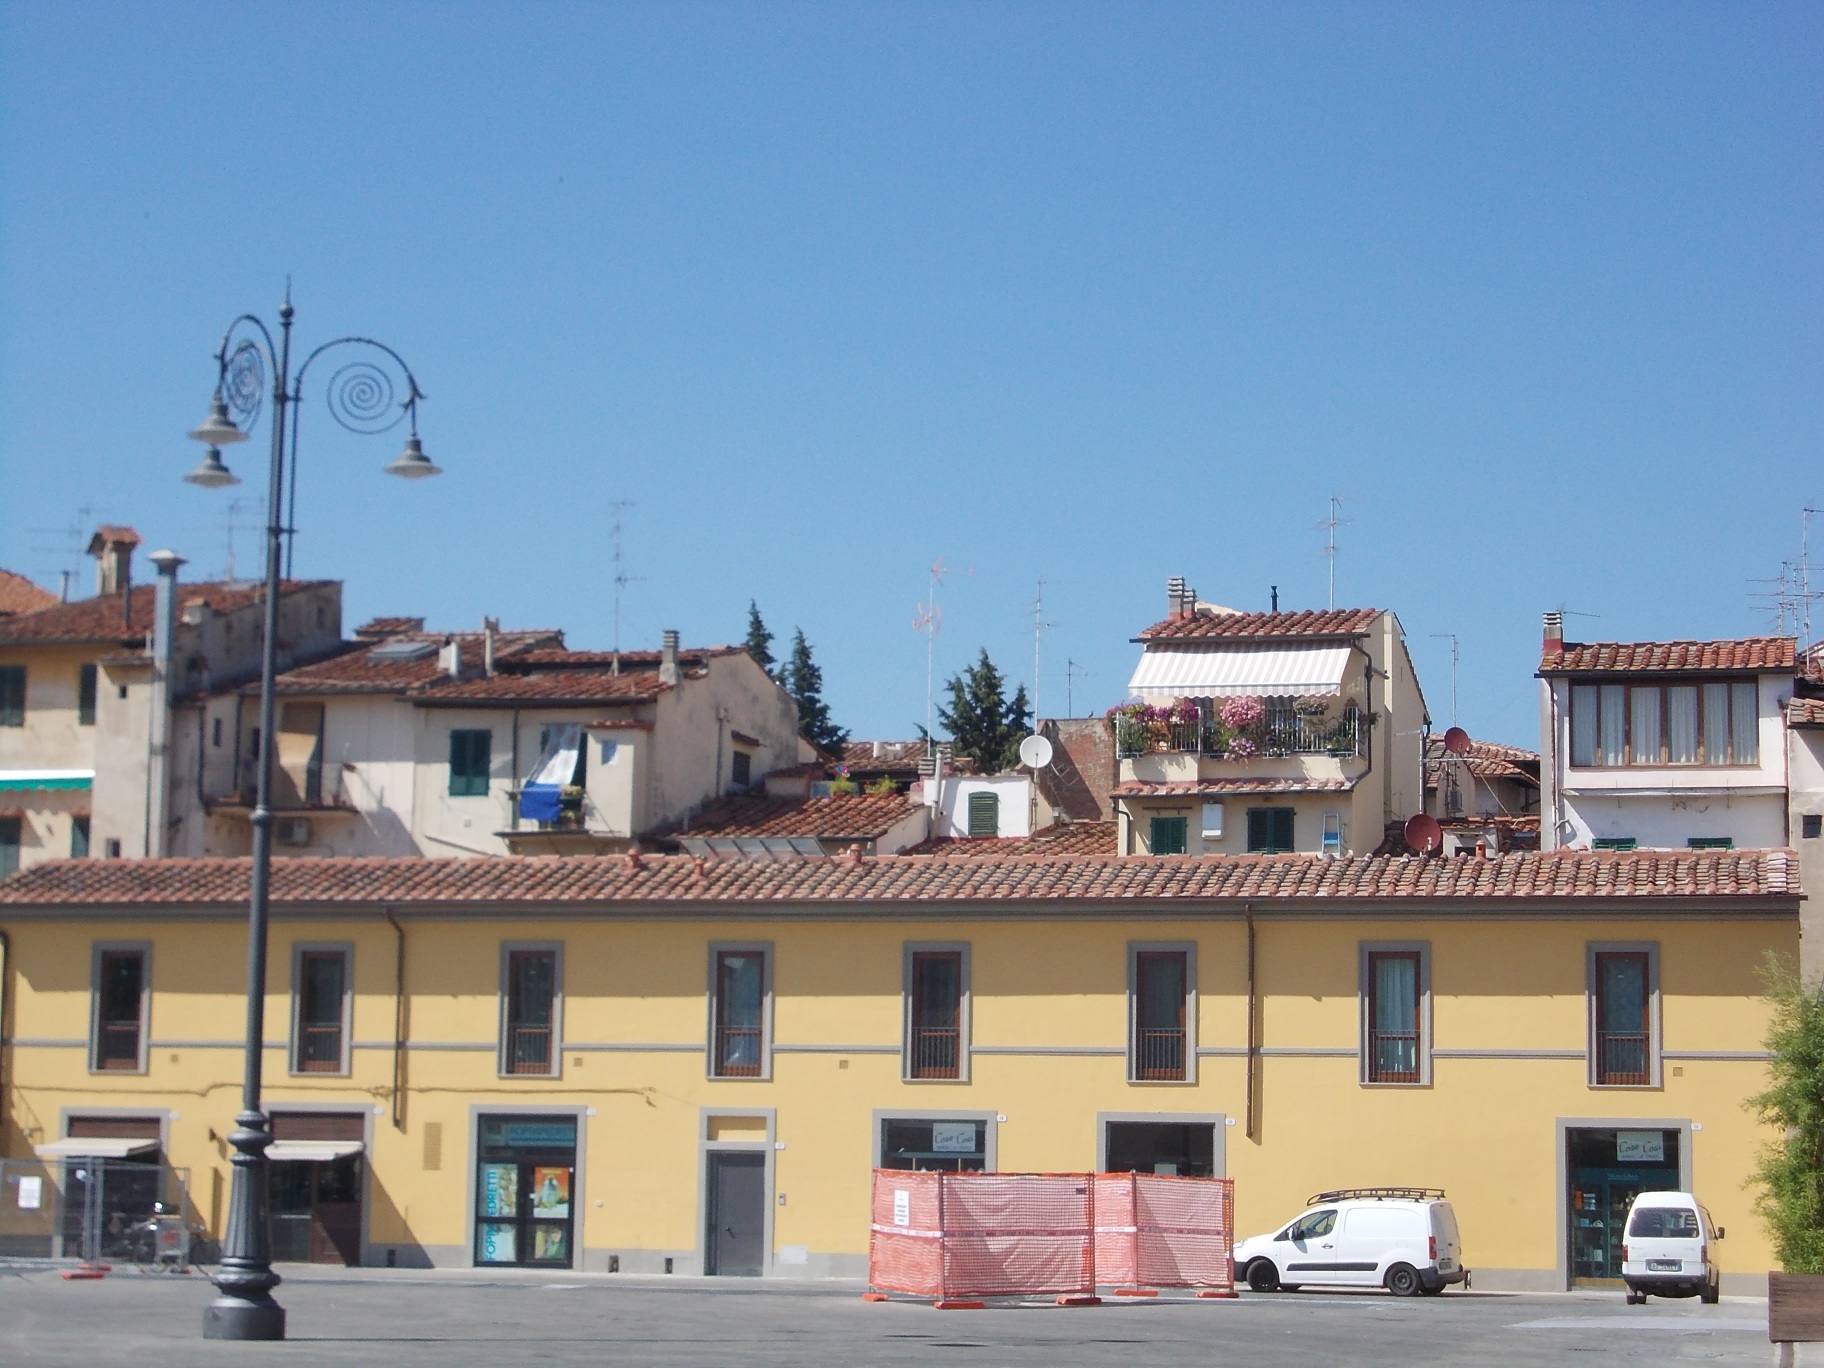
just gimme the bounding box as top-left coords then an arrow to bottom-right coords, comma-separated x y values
222,340 -> 265,434
325,352 -> 410,435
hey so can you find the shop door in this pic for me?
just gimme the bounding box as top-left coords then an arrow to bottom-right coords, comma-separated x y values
272,1155 -> 363,1265
706,1152 -> 765,1276
474,1115 -> 577,1268
1567,1128 -> 1681,1285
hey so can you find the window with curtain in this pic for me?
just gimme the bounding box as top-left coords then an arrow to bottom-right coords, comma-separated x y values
93,949 -> 146,1071
502,948 -> 557,1075
1366,951 -> 1421,1083
1731,682 -> 1758,764
294,949 -> 348,1073
1594,951 -> 1650,1086
1628,689 -> 1661,765
1598,686 -> 1626,766
1665,687 -> 1697,764
907,951 -> 963,1080
1568,679 -> 1761,767
1132,950 -> 1188,1081
713,950 -> 765,1077
1570,685 -> 1598,766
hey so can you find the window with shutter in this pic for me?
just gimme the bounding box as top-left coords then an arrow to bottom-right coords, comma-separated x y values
1246,807 -> 1295,853
966,792 -> 999,838
1149,816 -> 1187,855
449,729 -> 492,796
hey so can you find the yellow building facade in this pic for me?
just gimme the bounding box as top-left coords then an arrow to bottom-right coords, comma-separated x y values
0,849 -> 1797,1293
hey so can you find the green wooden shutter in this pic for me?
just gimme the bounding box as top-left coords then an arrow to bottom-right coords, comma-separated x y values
1149,816 -> 1188,855
967,791 -> 999,838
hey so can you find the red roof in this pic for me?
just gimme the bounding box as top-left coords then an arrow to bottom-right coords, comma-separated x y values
906,821 -> 1119,858
0,581 -> 330,647
270,631 -> 562,695
0,571 -> 58,618
1540,638 -> 1795,675
1111,777 -> 1357,798
414,670 -> 667,705
1787,697 -> 1824,727
666,792 -> 919,840
1425,736 -> 1540,784
508,646 -> 747,669
1136,608 -> 1381,643
0,848 -> 1795,908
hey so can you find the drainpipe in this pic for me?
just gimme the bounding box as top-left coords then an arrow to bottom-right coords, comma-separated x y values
0,929 -> 9,1141
383,908 -> 406,1132
1245,903 -> 1258,1142
510,708 -> 521,832
145,550 -> 186,857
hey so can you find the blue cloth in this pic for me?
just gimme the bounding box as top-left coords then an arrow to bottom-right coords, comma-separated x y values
519,784 -> 562,823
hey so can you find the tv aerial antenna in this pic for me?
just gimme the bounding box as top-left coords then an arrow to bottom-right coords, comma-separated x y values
608,500 -> 645,672
1031,578 -> 1057,725
28,504 -> 95,601
1430,633 -> 1460,727
1320,495 -> 1348,610
913,557 -> 947,742
1065,658 -> 1090,718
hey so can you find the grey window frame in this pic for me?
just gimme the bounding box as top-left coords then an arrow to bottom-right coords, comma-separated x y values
1127,941 -> 1197,1085
730,749 -> 752,788
1246,807 -> 1295,853
1588,942 -> 1661,1089
0,665 -> 23,727
497,942 -> 564,1080
449,728 -> 493,797
707,941 -> 773,1081
871,1108 -> 999,1172
902,942 -> 971,1083
290,942 -> 354,1077
1359,941 -> 1432,1087
90,942 -> 151,1075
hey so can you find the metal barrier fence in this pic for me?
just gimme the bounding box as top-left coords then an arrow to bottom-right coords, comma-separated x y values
0,1158 -> 201,1269
868,1169 -> 1235,1302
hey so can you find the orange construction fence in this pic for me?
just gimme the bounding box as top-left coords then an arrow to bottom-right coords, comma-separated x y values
868,1170 -> 1235,1301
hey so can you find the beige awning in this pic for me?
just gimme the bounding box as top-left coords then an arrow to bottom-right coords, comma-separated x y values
35,1137 -> 157,1160
267,1139 -> 363,1163
1128,645 -> 1353,699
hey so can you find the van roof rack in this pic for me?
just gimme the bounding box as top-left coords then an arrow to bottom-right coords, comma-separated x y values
1306,1187 -> 1445,1205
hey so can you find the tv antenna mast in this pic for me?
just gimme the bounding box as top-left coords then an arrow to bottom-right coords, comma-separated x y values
913,557 -> 947,742
28,504 -> 95,601
219,496 -> 255,581
1321,495 -> 1348,610
1031,579 -> 1056,726
608,500 -> 645,672
1430,633 -> 1460,727
1065,658 -> 1090,718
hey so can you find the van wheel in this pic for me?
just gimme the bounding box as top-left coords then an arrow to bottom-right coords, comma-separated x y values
1419,1283 -> 1445,1296
1246,1260 -> 1280,1294
1386,1264 -> 1421,1297
1625,1290 -> 1646,1305
1700,1280 -> 1719,1305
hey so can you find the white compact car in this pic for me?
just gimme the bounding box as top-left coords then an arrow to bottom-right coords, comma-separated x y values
1234,1187 -> 1466,1297
1621,1191 -> 1722,1304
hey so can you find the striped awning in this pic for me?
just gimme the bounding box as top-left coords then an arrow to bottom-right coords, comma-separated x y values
1128,645 -> 1353,699
0,769 -> 93,791
36,1137 -> 157,1159
267,1139 -> 364,1163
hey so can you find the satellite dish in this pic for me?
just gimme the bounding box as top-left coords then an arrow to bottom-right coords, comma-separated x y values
1443,726 -> 1471,757
1018,735 -> 1054,770
1404,813 -> 1443,854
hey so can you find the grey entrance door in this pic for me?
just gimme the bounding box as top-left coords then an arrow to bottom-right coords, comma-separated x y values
706,1151 -> 765,1276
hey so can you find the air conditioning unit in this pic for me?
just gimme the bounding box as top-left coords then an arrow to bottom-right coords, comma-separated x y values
275,818 -> 312,847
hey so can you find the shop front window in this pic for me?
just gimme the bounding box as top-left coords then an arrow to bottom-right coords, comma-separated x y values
474,1115 -> 577,1268
879,1117 -> 988,1173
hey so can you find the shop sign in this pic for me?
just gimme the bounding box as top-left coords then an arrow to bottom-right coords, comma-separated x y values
931,1123 -> 977,1154
481,1163 -> 519,1218
503,1121 -> 576,1149
1616,1131 -> 1665,1163
15,1176 -> 41,1210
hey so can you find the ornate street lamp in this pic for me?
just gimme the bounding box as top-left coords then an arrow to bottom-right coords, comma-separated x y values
186,290 -> 435,1340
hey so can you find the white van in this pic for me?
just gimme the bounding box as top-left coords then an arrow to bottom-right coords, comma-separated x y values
1621,1191 -> 1722,1304
1233,1188 -> 1466,1296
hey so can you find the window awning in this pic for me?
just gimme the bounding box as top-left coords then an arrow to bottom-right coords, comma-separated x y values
1128,645 -> 1354,699
267,1139 -> 364,1163
0,769 -> 94,792
35,1137 -> 157,1159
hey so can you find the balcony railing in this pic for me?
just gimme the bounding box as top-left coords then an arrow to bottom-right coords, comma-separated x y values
94,1022 -> 140,1070
908,1026 -> 961,1079
715,1026 -> 763,1077
1114,709 -> 1366,760
1368,1031 -> 1419,1083
212,756 -> 339,809
1133,1028 -> 1186,1081
1596,1032 -> 1650,1085
504,1023 -> 553,1075
295,1022 -> 344,1072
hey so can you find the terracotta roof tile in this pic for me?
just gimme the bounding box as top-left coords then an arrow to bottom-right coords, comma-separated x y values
1137,608 -> 1381,643
906,821 -> 1119,858
664,792 -> 919,840
1111,777 -> 1357,798
1540,638 -> 1795,674
414,670 -> 667,705
1425,736 -> 1540,783
0,571 -> 59,618
0,848 -> 1796,908
353,616 -> 427,639
507,646 -> 746,669
1787,697 -> 1824,727
270,631 -> 561,695
0,581 -> 331,647
842,741 -> 928,772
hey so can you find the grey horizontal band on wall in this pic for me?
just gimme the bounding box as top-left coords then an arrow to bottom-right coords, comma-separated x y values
1256,1046 -> 1358,1058
556,1042 -> 703,1054
1196,1046 -> 1250,1057
1432,1049 -> 1585,1060
770,1044 -> 901,1055
1661,1050 -> 1770,1061
970,1045 -> 1127,1057
6,1038 -> 86,1049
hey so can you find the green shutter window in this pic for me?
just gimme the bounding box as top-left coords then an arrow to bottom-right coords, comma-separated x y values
966,791 -> 999,838
78,663 -> 98,726
0,666 -> 24,727
448,729 -> 492,797
1686,837 -> 1732,850
1149,816 -> 1188,855
0,817 -> 19,878
1246,807 -> 1295,853
1592,837 -> 1637,852
70,816 -> 90,859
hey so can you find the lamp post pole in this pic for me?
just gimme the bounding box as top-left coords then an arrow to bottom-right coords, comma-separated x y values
185,292 -> 436,1341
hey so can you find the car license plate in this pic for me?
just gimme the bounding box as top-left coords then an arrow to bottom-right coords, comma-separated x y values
1647,1260 -> 1681,1272
1437,1259 -> 1455,1272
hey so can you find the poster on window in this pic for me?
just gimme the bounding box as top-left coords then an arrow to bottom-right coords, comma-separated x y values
532,1167 -> 570,1220
534,1224 -> 569,1262
1616,1131 -> 1665,1164
16,1176 -> 41,1210
478,1222 -> 517,1263
481,1163 -> 519,1218
931,1123 -> 977,1154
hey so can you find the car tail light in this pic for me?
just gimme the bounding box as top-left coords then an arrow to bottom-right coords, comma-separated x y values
1622,1244 -> 1630,1263
1700,1243 -> 1707,1265
1429,1235 -> 1437,1260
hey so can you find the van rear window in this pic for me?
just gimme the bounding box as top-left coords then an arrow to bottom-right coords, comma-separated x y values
1628,1207 -> 1699,1238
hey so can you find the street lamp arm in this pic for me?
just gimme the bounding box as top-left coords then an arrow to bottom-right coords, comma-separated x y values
291,334 -> 428,435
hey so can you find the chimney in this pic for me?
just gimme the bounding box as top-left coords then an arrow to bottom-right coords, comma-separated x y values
872,740 -> 885,759
1167,576 -> 1187,620
88,526 -> 142,599
145,549 -> 186,858
1542,611 -> 1564,660
147,550 -> 186,672
438,638 -> 461,678
1270,585 -> 1280,614
659,630 -> 680,687
482,615 -> 499,676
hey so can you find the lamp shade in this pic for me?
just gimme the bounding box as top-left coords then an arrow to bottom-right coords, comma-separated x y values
188,398 -> 248,446
384,434 -> 441,480
183,448 -> 241,489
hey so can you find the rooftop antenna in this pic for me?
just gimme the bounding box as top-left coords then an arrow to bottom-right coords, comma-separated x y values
1320,495 -> 1348,610
1803,508 -> 1821,649
220,496 -> 255,581
1065,658 -> 1090,718
1430,633 -> 1460,727
608,500 -> 644,673
29,504 -> 94,599
1031,579 -> 1056,725
912,557 -> 947,741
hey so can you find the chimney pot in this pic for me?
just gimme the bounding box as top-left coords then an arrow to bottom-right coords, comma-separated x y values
1543,611 -> 1565,658
1167,576 -> 1187,621
659,630 -> 681,687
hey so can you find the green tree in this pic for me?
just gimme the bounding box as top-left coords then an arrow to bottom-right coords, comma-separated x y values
937,648 -> 1032,773
781,628 -> 849,755
1747,954 -> 1824,1272
744,600 -> 775,674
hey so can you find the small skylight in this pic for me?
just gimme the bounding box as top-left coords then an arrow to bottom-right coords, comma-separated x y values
367,639 -> 439,663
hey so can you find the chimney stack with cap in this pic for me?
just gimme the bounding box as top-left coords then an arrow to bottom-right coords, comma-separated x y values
482,616 -> 499,676
1542,611 -> 1565,660
660,630 -> 681,687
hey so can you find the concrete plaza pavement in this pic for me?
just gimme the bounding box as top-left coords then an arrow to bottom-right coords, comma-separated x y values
0,1263 -> 1793,1366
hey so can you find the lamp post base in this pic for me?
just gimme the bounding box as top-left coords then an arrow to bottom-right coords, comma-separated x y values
202,1294 -> 287,1340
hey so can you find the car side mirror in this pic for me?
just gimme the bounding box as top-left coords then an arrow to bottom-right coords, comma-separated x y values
1715,1226 -> 1725,1240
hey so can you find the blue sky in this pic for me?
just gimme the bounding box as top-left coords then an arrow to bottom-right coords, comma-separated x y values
2,3 -> 1819,749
